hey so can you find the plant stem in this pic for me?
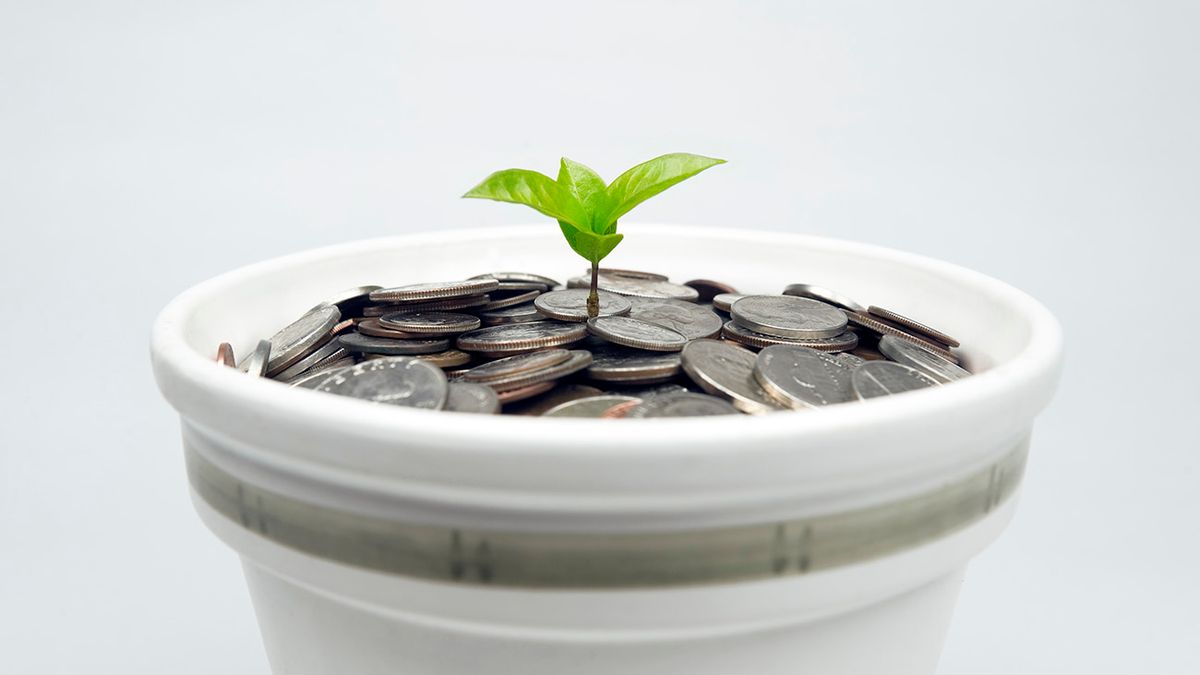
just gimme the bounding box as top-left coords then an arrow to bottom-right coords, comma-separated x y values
587,260 -> 600,318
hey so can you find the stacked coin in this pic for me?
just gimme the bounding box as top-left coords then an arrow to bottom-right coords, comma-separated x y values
215,268 -> 971,417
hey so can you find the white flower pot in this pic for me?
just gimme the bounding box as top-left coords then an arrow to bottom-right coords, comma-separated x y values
151,225 -> 1063,675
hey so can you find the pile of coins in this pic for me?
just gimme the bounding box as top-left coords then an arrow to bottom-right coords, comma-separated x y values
216,269 -> 971,418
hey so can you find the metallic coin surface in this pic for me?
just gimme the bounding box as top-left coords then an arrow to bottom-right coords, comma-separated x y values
843,311 -> 959,363
456,321 -> 588,353
753,345 -> 856,409
338,332 -> 450,355
851,361 -> 939,400
415,349 -> 472,369
835,352 -> 867,368
379,311 -> 481,335
216,342 -> 236,367
783,283 -> 867,314
461,349 -> 572,382
317,356 -> 448,409
542,395 -> 640,418
241,339 -> 272,376
877,335 -> 970,383
680,339 -> 784,414
629,298 -> 723,340
356,318 -> 426,339
586,346 -> 682,383
534,289 -> 632,322
868,306 -> 960,348
288,360 -> 356,389
721,321 -> 859,352
596,268 -> 670,281
683,279 -> 739,303
479,303 -> 544,326
444,382 -> 501,414
600,399 -> 644,418
712,293 -> 746,313
263,305 -> 341,375
504,384 -> 604,416
496,380 -> 557,404
731,296 -> 848,339
370,279 -> 499,303
483,350 -> 593,391
589,274 -> 700,301
626,392 -> 741,418
312,285 -> 383,315
587,316 -> 688,352
365,294 -> 491,315
481,289 -> 541,311
471,272 -> 560,289
273,340 -> 348,381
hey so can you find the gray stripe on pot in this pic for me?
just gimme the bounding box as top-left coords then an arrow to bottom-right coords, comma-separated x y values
187,442 -> 1027,589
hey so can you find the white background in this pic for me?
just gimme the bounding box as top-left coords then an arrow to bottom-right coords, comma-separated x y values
2,1 -> 1197,672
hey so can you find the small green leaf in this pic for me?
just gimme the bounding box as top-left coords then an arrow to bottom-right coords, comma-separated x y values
464,169 -> 588,229
601,153 -> 726,227
557,158 -> 612,232
557,221 -> 624,263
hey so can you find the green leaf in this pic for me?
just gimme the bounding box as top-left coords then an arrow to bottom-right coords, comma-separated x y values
556,157 -> 613,233
557,221 -> 624,263
601,153 -> 726,227
464,169 -> 588,229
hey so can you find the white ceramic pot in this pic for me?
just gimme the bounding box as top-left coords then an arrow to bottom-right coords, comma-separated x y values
151,225 -> 1063,675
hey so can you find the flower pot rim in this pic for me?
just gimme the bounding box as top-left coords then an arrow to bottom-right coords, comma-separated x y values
152,224 -> 1063,493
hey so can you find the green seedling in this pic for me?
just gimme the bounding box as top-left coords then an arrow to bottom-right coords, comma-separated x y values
463,153 -> 725,317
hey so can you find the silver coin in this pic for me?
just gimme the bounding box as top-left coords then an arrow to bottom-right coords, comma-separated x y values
868,305 -> 960,348
835,352 -> 867,368
444,382 -> 501,414
379,311 -> 481,335
370,279 -> 499,303
338,332 -> 450,355
586,346 -> 682,383
263,305 -> 341,375
586,316 -> 688,352
877,335 -> 970,383
542,395 -> 640,418
504,384 -> 604,416
680,339 -> 784,414
721,320 -> 859,352
594,268 -> 670,281
534,289 -> 632,322
460,349 -> 572,382
851,361 -> 938,400
365,294 -> 490,314
730,295 -> 848,339
288,359 -> 357,389
626,392 -> 741,418
628,298 -> 724,340
310,285 -> 383,315
272,340 -> 348,381
843,311 -> 960,363
683,279 -> 739,303
240,339 -> 272,376
782,283 -> 867,314
753,345 -> 856,409
317,356 -> 448,409
483,350 -> 593,391
583,274 -> 700,301
712,293 -> 746,313
479,303 -> 544,326
481,289 -> 541,311
471,272 -> 561,289
356,318 -> 427,339
456,321 -> 589,354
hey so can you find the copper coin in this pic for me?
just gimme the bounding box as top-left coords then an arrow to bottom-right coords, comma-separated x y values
684,279 -> 739,303
496,380 -> 557,404
215,342 -> 236,367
